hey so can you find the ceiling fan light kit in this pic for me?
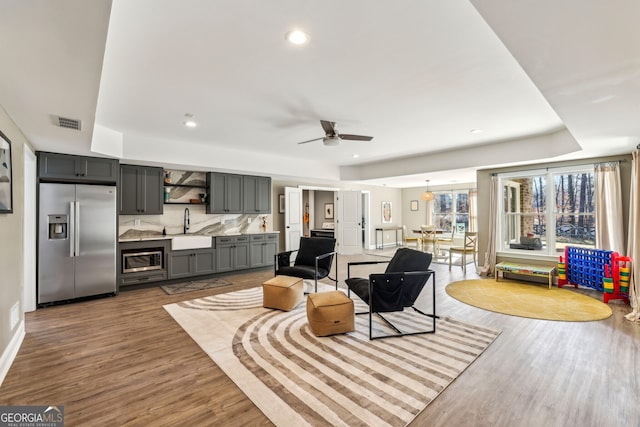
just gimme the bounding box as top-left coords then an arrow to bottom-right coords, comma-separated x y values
323,136 -> 341,146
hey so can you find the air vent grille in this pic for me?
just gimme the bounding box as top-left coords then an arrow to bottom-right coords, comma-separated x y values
56,116 -> 82,131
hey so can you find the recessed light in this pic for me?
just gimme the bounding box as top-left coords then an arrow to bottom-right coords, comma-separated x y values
352,154 -> 359,158
285,29 -> 309,45
470,128 -> 483,134
184,113 -> 197,128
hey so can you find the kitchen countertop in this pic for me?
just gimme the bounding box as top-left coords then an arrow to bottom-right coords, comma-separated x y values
119,230 -> 279,243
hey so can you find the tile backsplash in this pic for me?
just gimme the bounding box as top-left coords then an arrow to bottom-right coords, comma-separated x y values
119,204 -> 271,239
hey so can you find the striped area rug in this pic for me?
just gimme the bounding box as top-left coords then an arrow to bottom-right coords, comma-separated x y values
164,287 -> 500,426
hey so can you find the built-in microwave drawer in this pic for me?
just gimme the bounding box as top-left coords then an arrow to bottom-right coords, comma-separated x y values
122,250 -> 163,273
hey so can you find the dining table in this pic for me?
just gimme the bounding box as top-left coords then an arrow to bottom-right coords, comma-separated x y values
412,228 -> 447,259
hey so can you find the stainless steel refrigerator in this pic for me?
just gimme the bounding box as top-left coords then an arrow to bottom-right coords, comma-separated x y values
38,183 -> 117,305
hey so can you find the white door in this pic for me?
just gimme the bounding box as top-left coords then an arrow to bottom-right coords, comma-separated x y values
285,187 -> 303,251
336,190 -> 362,255
361,191 -> 370,250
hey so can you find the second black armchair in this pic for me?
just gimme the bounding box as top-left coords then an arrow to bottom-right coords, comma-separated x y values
274,237 -> 338,293
345,248 -> 436,339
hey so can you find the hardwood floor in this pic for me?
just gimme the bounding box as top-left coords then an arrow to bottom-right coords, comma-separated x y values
1,252 -> 638,426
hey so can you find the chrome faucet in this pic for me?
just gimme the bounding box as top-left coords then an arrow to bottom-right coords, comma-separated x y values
184,207 -> 190,234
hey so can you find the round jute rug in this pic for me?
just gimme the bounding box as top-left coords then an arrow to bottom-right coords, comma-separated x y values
446,279 -> 612,321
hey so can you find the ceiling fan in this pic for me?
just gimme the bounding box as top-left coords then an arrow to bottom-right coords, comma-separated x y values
297,120 -> 373,146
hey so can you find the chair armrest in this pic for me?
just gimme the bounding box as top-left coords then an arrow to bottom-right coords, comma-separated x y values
403,269 -> 435,277
347,260 -> 390,267
315,250 -> 337,261
347,259 -> 390,279
274,249 -> 298,271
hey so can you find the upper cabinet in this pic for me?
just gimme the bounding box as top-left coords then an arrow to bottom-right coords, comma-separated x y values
38,152 -> 118,184
120,165 -> 163,215
207,172 -> 243,214
207,172 -> 272,214
243,175 -> 271,213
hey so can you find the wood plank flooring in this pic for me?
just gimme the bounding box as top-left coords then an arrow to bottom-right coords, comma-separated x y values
1,252 -> 638,426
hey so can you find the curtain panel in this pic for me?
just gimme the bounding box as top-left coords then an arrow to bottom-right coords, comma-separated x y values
625,152 -> 640,322
480,177 -> 497,276
595,162 -> 625,253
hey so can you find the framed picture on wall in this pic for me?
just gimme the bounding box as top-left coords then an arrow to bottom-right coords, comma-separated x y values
382,201 -> 392,223
324,203 -> 334,219
410,200 -> 419,211
279,194 -> 285,213
0,130 -> 13,214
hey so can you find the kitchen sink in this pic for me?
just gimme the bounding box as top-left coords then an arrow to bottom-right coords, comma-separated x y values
171,235 -> 212,250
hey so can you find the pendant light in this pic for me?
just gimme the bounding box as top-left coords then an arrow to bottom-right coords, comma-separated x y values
421,180 -> 434,202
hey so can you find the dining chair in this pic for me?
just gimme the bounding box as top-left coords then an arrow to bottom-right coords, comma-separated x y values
448,231 -> 478,273
402,225 -> 420,248
420,225 -> 439,255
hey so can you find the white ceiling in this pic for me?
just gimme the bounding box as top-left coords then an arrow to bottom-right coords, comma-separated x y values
1,0 -> 638,188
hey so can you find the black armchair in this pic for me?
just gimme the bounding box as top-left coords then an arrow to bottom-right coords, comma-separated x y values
274,237 -> 338,293
345,248 -> 436,340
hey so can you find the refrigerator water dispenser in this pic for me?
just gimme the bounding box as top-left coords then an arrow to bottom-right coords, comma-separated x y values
48,215 -> 68,240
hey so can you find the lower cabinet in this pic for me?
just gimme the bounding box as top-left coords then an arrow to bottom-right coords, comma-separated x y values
168,248 -> 216,279
250,233 -> 279,268
120,269 -> 168,287
119,233 -> 278,286
216,235 -> 251,272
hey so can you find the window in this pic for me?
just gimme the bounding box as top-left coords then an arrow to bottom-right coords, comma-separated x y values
498,166 -> 595,255
433,193 -> 453,232
432,190 -> 474,236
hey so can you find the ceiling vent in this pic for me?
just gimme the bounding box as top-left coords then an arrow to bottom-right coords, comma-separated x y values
55,116 -> 82,131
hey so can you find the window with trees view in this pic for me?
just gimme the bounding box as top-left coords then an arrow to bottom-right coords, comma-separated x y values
432,191 -> 472,236
499,166 -> 595,255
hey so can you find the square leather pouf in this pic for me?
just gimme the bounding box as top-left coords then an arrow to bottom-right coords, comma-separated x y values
307,291 -> 355,336
263,275 -> 304,311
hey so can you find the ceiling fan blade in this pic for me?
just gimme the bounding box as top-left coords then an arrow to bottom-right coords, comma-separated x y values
320,120 -> 336,136
297,137 -> 324,145
339,134 -> 373,141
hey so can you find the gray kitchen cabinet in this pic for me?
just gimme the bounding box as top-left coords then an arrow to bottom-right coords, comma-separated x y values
243,175 -> 271,213
207,172 -> 243,214
216,235 -> 250,272
120,269 -> 167,287
38,152 -> 118,184
250,233 -> 278,268
168,247 -> 216,279
120,165 -> 163,214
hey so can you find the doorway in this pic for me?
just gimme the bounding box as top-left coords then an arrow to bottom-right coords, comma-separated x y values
283,186 -> 370,254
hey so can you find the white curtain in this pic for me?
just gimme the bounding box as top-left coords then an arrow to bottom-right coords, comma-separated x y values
469,188 -> 477,232
625,152 -> 640,322
595,162 -> 625,253
480,176 -> 497,276
425,200 -> 433,225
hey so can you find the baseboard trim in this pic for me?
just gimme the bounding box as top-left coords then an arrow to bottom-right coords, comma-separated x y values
0,320 -> 25,387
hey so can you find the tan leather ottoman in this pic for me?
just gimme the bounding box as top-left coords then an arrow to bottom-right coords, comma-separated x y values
263,275 -> 304,311
306,291 -> 355,336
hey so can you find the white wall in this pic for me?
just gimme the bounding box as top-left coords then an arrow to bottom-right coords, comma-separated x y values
0,105 -> 28,384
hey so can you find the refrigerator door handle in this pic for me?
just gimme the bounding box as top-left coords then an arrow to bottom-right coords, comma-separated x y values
75,201 -> 80,256
69,201 -> 76,257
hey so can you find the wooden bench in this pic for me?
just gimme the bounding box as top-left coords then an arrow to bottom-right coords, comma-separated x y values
495,262 -> 556,289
